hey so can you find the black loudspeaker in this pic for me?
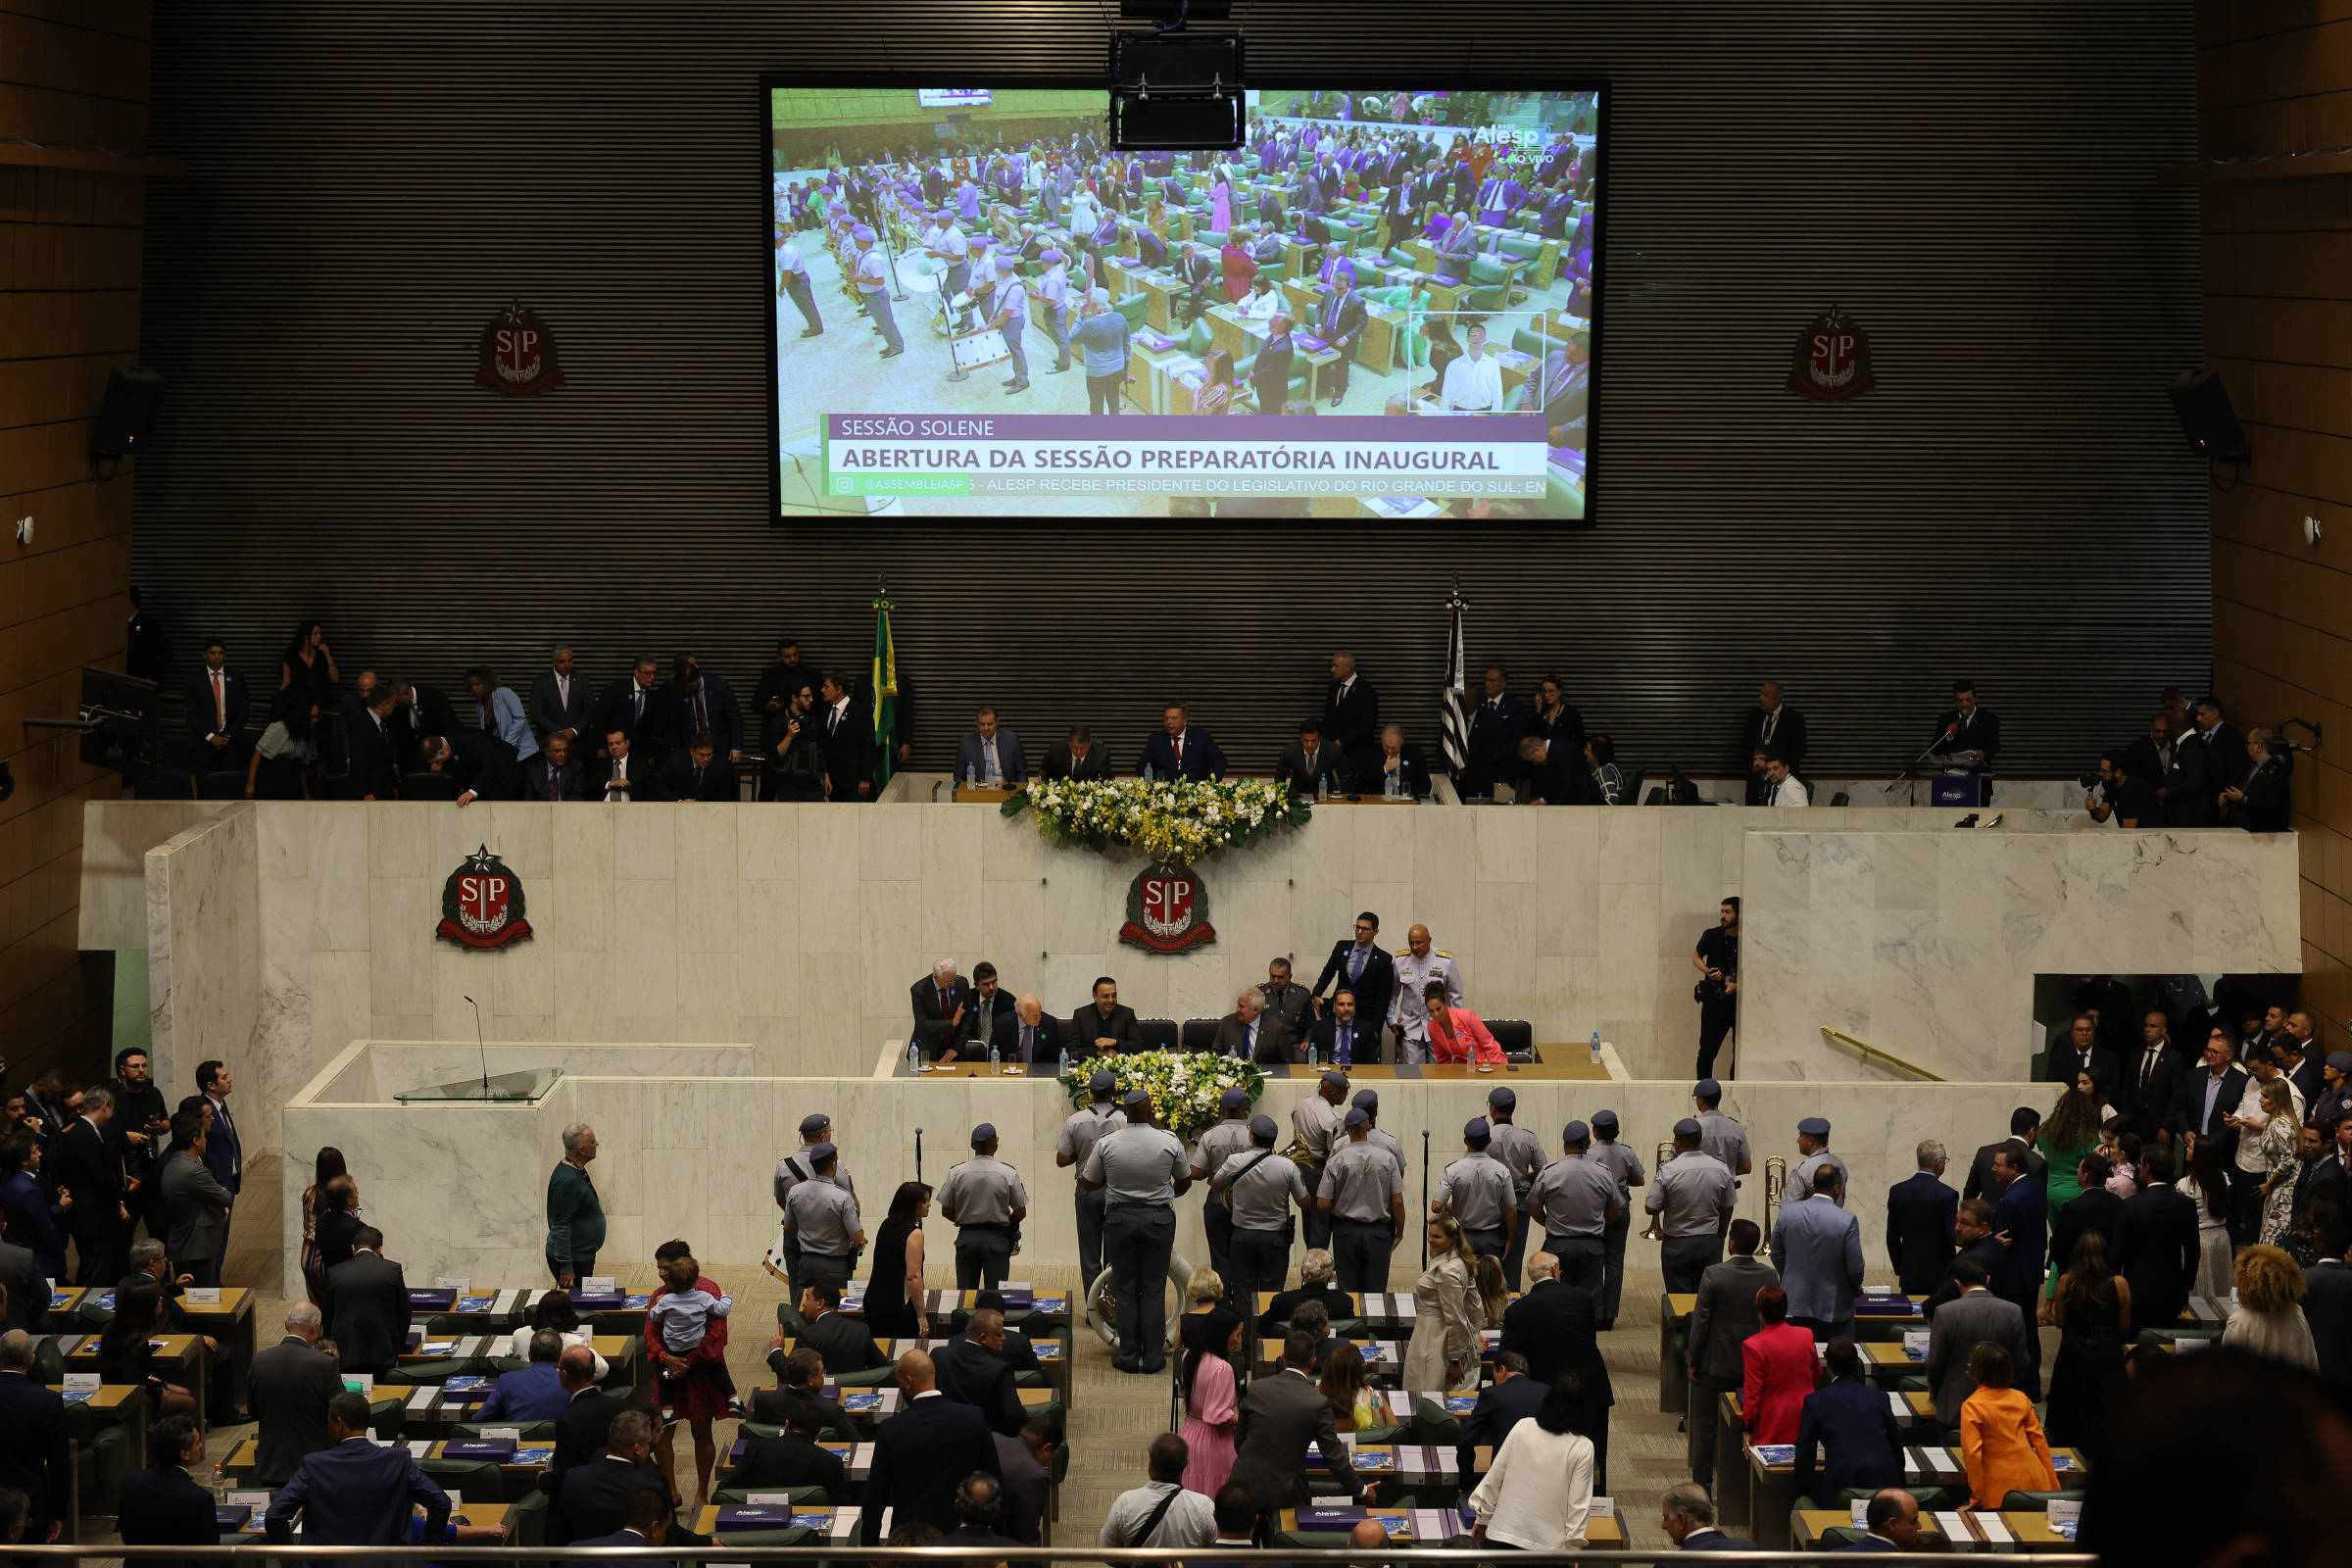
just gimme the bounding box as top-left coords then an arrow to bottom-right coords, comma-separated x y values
2167,368 -> 2251,463
89,365 -> 166,461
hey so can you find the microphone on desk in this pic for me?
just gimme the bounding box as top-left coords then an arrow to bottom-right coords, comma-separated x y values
915,1127 -> 924,1183
465,995 -> 489,1096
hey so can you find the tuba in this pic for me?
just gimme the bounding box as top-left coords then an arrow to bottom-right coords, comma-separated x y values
1640,1140 -> 1674,1241
1763,1154 -> 1788,1236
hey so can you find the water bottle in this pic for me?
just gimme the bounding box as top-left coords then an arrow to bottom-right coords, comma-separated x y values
1143,761 -> 1155,783
1317,775 -> 1329,804
1306,1038 -> 1319,1069
1589,1030 -> 1602,1067
989,1039 -> 1002,1071
908,1040 -> 923,1076
1385,769 -> 1397,800
1057,1044 -> 1071,1079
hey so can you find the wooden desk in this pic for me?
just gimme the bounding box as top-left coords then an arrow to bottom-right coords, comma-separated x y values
695,1503 -> 867,1544
1747,1441 -> 2085,1550
952,785 -> 1016,803
1794,1508 -> 2076,1552
1255,1290 -> 1522,1335
1126,340 -> 1187,413
67,1333 -> 207,1425
1658,1294 -> 1694,1413
777,1329 -> 1070,1402
1361,301 -> 1402,370
220,1436 -> 555,1484
225,1501 -> 513,1541
1280,1499 -> 1624,1546
1129,269 -> 1181,333
179,1287 -> 257,1418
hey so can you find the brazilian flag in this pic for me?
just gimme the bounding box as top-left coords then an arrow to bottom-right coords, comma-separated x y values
870,596 -> 899,794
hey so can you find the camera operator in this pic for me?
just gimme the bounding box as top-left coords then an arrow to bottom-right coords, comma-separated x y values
2083,749 -> 2160,828
1690,896 -> 1739,1080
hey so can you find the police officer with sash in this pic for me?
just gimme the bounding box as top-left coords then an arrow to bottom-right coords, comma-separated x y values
1318,1106 -> 1405,1295
1437,1117 -> 1517,1262
1191,1087 -> 1255,1301
774,1112 -> 854,1300
1214,1114 -> 1309,1308
1485,1087 -> 1544,1290
782,1143 -> 864,1292
853,224 -> 903,358
1585,1109 -> 1646,1330
939,1122 -> 1029,1290
1530,1120 -> 1618,1294
1081,1089 -> 1191,1374
1055,1069 -> 1123,1294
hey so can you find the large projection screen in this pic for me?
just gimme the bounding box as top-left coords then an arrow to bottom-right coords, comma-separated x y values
766,84 -> 1601,520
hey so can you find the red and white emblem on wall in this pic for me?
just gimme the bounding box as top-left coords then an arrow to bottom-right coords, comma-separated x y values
1119,861 -> 1216,955
475,300 -> 566,395
436,846 -> 533,950
1787,305 -> 1876,400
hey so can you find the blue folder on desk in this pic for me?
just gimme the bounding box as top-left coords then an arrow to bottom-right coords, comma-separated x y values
441,1376 -> 491,1394
1750,1445 -> 1796,1465
442,1438 -> 515,1460
569,1289 -> 625,1310
215,1506 -> 253,1534
1298,1505 -> 1367,1526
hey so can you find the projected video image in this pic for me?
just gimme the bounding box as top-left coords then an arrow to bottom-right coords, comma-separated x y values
768,86 -> 1599,519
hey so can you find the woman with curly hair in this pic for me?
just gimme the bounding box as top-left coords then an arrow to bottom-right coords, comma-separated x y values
2253,1079 -> 2304,1246
2040,1072 -> 2107,1226
2221,1244 -> 2318,1370
1473,1250 -> 1509,1328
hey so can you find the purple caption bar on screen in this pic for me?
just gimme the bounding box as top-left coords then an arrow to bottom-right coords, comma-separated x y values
827,414 -> 1552,443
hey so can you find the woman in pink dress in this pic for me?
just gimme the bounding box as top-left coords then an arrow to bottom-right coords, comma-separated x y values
1179,1314 -> 1241,1497
1424,979 -> 1505,1065
1211,174 -> 1234,238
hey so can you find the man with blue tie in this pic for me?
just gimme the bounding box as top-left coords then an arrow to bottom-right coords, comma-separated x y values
265,1392 -> 451,1545
1311,911 -> 1397,1038
1137,705 -> 1228,781
1885,1139 -> 1959,1296
988,996 -> 1066,1070
956,707 -> 1028,787
1771,1165 -> 1864,1342
196,1059 -> 240,1266
1211,992 -> 1279,1062
1985,1145 -> 2047,1396
1314,264 -> 1368,409
1304,989 -> 1375,1066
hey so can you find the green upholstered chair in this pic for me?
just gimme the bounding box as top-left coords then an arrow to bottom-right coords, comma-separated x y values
1463,255 -> 1520,312
2001,1490 -> 2086,1510
508,1488 -> 551,1546
1512,326 -> 1567,362
418,1456 -> 514,1503
1184,318 -> 1215,358
1116,292 -> 1150,329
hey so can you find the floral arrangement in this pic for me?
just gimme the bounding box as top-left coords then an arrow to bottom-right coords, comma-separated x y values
1002,776 -> 1310,866
1060,1050 -> 1264,1144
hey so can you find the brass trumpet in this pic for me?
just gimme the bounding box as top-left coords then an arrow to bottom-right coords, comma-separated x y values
1640,1139 -> 1674,1241
1763,1154 -> 1788,1235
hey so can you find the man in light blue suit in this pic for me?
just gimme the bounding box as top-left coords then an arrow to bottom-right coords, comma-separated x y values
956,707 -> 1028,787
1771,1152 -> 1865,1343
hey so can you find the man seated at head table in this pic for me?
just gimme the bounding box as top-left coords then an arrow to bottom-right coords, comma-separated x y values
1073,977 -> 1142,1056
1042,725 -> 1111,782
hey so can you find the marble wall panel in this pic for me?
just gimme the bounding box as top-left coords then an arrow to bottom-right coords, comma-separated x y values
145,807 -> 259,1096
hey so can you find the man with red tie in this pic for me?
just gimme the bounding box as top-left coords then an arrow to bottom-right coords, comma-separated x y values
1136,705 -> 1228,781
182,638 -> 251,765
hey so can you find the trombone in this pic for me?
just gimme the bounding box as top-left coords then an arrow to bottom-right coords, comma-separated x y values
1640,1139 -> 1674,1241
1763,1154 -> 1788,1235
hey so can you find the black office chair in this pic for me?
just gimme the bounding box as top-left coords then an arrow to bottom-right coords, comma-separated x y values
1487,1018 -> 1535,1062
1616,770 -> 1645,806
400,772 -> 460,801
1180,1017 -> 1220,1053
1137,1017 -> 1179,1052
1642,786 -> 1666,806
198,769 -> 247,800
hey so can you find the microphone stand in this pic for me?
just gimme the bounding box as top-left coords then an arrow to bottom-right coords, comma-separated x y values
1419,1130 -> 1431,1268
914,1127 -> 924,1184
464,995 -> 490,1097
1886,735 -> 1949,809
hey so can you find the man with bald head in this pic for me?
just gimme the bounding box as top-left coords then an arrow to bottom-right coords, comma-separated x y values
1390,924 -> 1463,1066
989,994 -> 1066,1069
860,1348 -> 1002,1544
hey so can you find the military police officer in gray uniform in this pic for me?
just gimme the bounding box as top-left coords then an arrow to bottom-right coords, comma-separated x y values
1192,1087 -> 1256,1300
775,1112 -> 855,1299
1485,1087 -> 1544,1290
1437,1117 -> 1518,1262
782,1143 -> 865,1291
1081,1088 -> 1192,1374
1646,1118 -> 1739,1293
1351,1090 -> 1407,1176
1692,1079 -> 1754,1185
1294,1071 -> 1349,1250
939,1122 -> 1030,1290
1584,1108 -> 1646,1330
1791,1117 -> 1847,1206
1214,1113 -> 1310,1305
1530,1120 -> 1620,1294
1318,1105 -> 1406,1294
1055,1068 -> 1123,1294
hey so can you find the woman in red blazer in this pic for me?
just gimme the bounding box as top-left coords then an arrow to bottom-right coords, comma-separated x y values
1423,979 -> 1506,1066
1740,1285 -> 1822,1445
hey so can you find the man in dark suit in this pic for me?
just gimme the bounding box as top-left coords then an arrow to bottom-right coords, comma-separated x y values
547,1407 -> 671,1546
815,670 -> 875,802
657,733 -> 735,802
1460,665 -> 1527,799
1662,1483 -> 1759,1553
564,1488 -> 674,1568
663,657 -> 744,767
119,1415 -> 219,1565
249,1301 -> 345,1486
2170,1032 -> 2248,1152
731,1400 -> 847,1493
792,1282 -> 887,1375
1513,733 -> 1586,805
1685,1220 -> 1777,1491
753,1343 -> 858,1440
160,1112 -> 232,1288
1964,1110 -> 2047,1201
0,1330 -> 67,1544
321,1226 -> 411,1377
595,726 -> 664,803
311,1178 -> 362,1277
1793,1339 -> 1903,1503
2113,1143 -> 2199,1335
1923,1199 -> 2007,1319
546,1348 -> 626,1491
1041,725 -> 1111,782
595,657 -> 669,771
1231,1331 -> 1365,1521
1736,681 -> 1808,774
1209,991 -> 1286,1063
1310,912 -> 1396,1036
1986,1149 -> 2047,1396
195,1059 -> 242,1252
528,646 -> 596,751
2049,1153 -> 2124,1283
1455,1349 -> 1544,1487
1303,989 -> 1381,1065
934,1309 -> 1026,1437
49,1086 -> 128,1284
2047,1012 -> 2122,1093
954,707 -> 1028,787
1348,725 -> 1432,799
1924,1257 -> 2026,1426
992,1415 -> 1055,1546
522,732 -> 588,802
417,727 -> 521,804
2302,1235 -> 2352,1386
2123,1010 -> 2186,1139
1928,680 -> 2000,766
340,683 -> 403,800
1312,276 -> 1369,406
1275,719 -> 1345,800
183,638 -> 252,766
911,962 -> 979,1061
1885,1145 -> 1958,1296
989,996 -> 1066,1067
2291,1121 -> 2348,1226
859,1349 -> 1002,1545
0,1236 -> 46,1334
1137,704 -> 1228,780
265,1392 -> 451,1545
2159,717 -> 2216,826
2189,698 -> 2246,816
478,1332 -> 572,1423
1071,977 -> 1141,1055
1258,1265 -> 1354,1336
1498,1250 -> 1613,1489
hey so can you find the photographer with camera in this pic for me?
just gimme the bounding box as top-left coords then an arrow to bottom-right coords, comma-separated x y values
2083,749 -> 2159,828
1691,897 -> 1740,1080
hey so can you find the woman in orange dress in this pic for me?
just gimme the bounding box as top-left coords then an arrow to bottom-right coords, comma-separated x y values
1959,1341 -> 2057,1509
1424,979 -> 1505,1065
